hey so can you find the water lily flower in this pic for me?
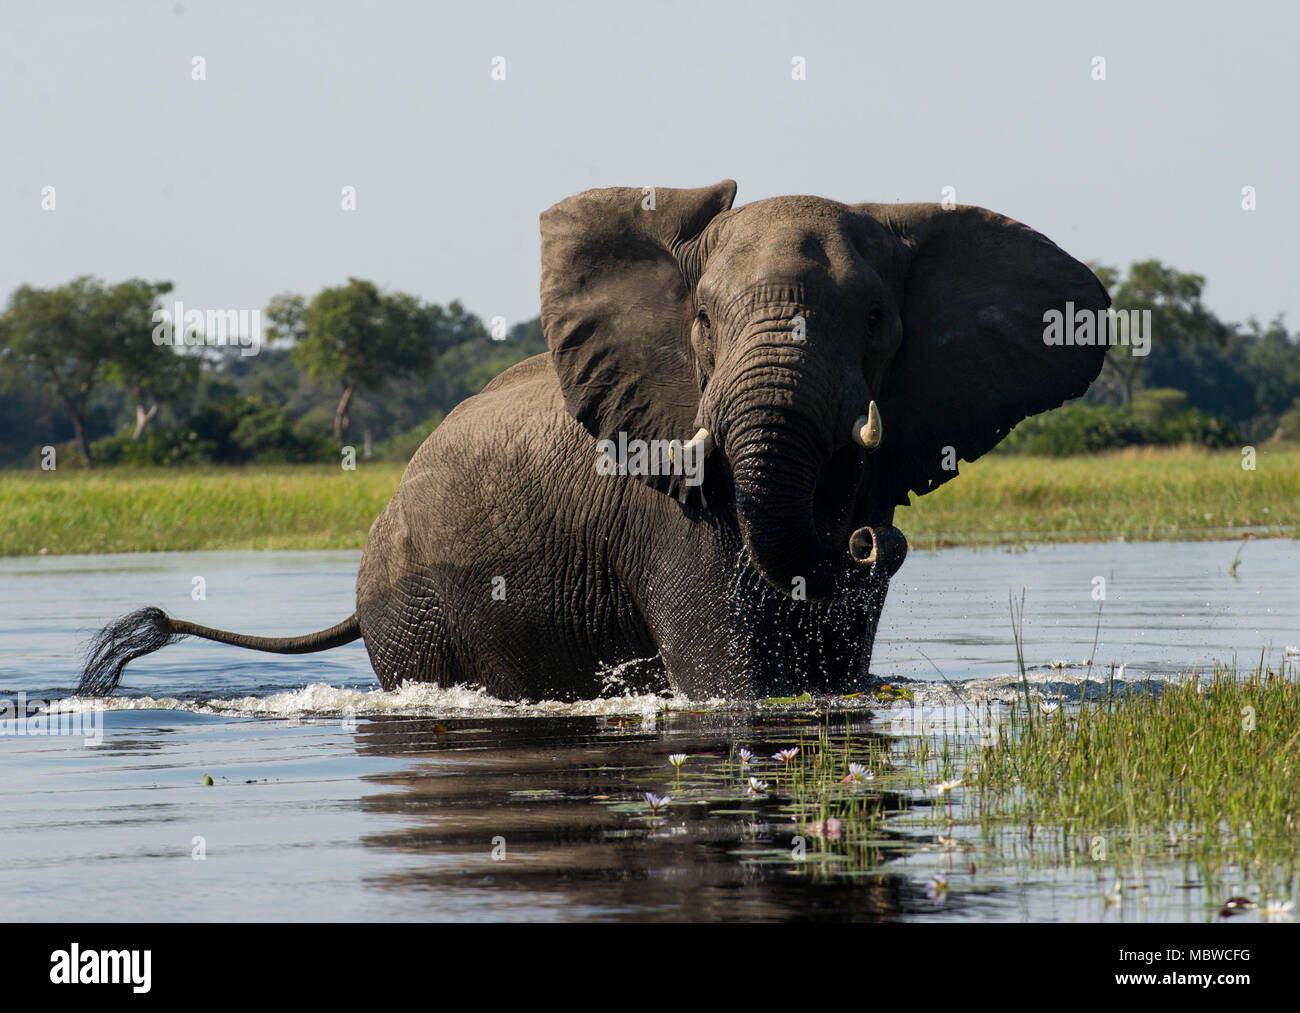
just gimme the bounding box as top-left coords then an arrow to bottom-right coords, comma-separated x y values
737,747 -> 753,767
746,777 -> 768,796
926,873 -> 948,902
1039,700 -> 1059,715
806,817 -> 843,840
1261,899 -> 1295,921
643,792 -> 670,815
931,779 -> 963,795
668,753 -> 687,772
842,762 -> 875,784
772,747 -> 800,765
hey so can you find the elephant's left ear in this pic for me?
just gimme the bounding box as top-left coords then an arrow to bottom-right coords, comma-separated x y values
539,182 -> 737,468
854,203 -> 1110,507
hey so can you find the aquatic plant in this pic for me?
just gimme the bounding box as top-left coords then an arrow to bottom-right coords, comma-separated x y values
843,762 -> 874,784
974,660 -> 1300,906
643,792 -> 670,815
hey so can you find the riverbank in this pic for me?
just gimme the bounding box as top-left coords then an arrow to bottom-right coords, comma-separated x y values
2,446 -> 1296,556
902,444 -> 1299,548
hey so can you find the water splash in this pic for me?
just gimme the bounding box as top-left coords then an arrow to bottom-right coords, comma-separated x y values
45,679 -> 722,721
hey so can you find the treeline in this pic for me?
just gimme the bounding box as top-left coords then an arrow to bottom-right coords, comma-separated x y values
999,260 -> 1300,454
1,260 -> 1297,468
0,277 -> 545,468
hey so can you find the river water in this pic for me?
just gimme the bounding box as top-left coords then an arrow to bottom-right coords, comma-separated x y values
2,540 -> 1296,921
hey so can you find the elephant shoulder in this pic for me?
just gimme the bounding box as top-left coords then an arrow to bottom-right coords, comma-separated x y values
450,352 -> 567,430
478,353 -> 556,396
409,351 -> 571,473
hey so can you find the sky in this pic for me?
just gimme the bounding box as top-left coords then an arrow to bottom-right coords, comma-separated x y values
2,0 -> 1296,333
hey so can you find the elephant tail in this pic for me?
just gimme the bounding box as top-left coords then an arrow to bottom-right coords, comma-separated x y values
77,607 -> 362,697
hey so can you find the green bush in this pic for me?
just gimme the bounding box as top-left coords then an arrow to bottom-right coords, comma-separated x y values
371,414 -> 443,462
91,396 -> 333,466
999,398 -> 1239,456
1274,397 -> 1300,441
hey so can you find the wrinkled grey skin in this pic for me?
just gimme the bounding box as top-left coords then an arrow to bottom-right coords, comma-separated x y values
81,182 -> 1108,702
355,182 -> 1108,700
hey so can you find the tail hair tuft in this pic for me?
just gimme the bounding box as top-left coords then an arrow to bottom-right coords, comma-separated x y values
77,607 -> 182,697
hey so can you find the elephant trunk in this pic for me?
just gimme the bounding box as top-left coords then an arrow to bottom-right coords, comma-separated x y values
848,524 -> 909,578
723,394 -> 908,599
727,407 -> 847,601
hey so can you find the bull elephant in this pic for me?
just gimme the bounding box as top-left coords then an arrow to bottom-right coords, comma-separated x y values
79,182 -> 1108,701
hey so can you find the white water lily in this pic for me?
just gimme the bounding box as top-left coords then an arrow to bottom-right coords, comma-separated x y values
643,792 -> 670,815
844,762 -> 875,783
737,747 -> 753,766
772,747 -> 799,764
931,779 -> 963,794
746,777 -> 768,795
1261,899 -> 1295,921
1039,700 -> 1060,715
668,753 -> 687,771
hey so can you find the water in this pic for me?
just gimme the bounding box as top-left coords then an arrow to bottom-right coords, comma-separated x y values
1,540 -> 1297,921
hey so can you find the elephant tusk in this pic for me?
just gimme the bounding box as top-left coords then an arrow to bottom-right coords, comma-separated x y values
670,428 -> 714,464
852,401 -> 883,452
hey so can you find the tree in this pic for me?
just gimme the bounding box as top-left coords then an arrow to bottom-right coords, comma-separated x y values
267,280 -> 437,445
0,278 -> 110,466
97,279 -> 197,439
1092,260 -> 1227,406
1241,315 -> 1300,420
0,277 -> 187,464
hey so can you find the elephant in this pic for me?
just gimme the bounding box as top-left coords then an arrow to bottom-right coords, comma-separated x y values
79,181 -> 1109,701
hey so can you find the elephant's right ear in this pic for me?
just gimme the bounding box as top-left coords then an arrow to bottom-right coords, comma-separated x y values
539,182 -> 737,464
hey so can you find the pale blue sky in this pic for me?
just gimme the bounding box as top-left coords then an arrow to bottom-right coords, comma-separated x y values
3,0 -> 1296,331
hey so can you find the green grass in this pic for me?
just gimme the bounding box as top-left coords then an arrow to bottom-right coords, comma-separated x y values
974,662 -> 1300,897
902,445 -> 1300,547
1,445 -> 1296,556
702,661 -> 1300,909
0,464 -> 406,556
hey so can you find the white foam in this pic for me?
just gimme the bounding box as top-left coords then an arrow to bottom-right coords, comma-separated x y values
38,663 -> 1185,720
46,681 -> 720,721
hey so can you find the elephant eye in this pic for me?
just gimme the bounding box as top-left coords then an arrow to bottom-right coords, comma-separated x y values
696,308 -> 711,330
866,306 -> 883,331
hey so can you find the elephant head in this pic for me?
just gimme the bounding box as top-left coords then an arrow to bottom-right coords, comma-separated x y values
540,182 -> 1108,600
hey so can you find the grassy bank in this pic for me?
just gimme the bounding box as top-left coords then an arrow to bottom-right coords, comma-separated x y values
902,445 -> 1299,548
1,446 -> 1296,557
0,464 -> 407,556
